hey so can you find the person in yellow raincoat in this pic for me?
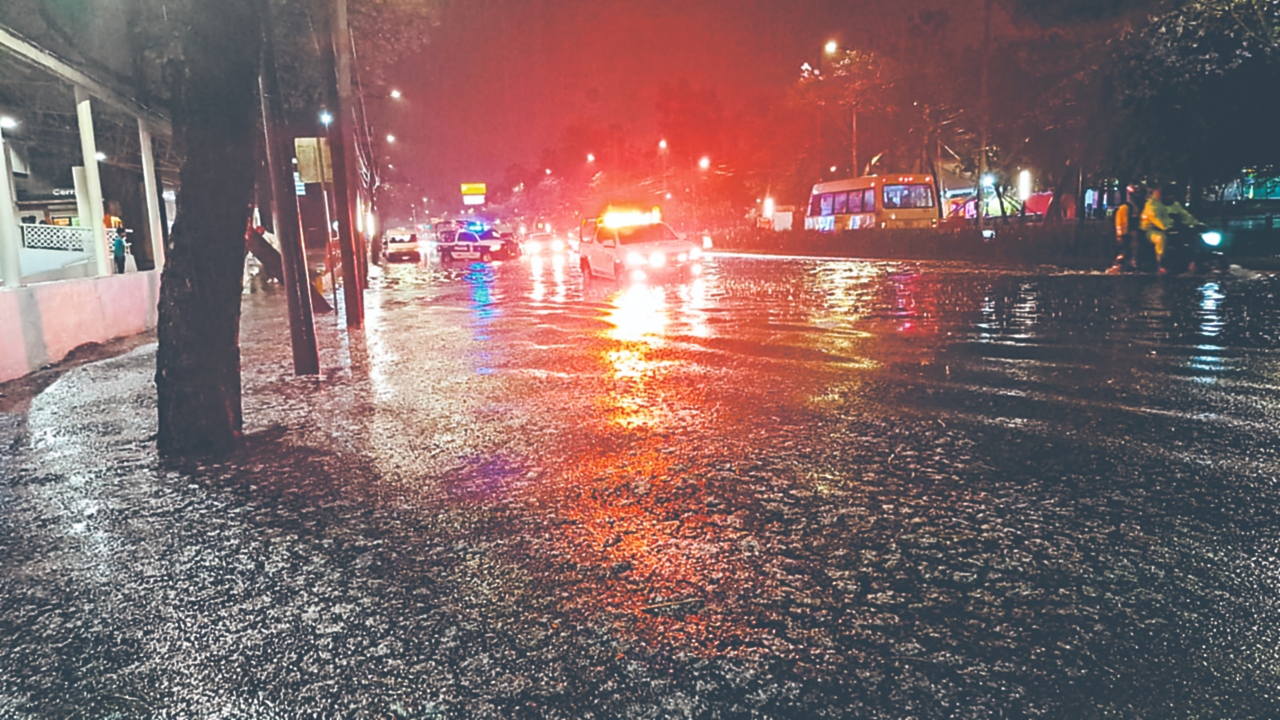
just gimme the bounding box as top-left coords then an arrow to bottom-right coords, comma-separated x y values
1141,184 -> 1200,274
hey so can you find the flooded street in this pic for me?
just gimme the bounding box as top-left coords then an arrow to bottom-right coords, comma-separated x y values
3,254 -> 1280,718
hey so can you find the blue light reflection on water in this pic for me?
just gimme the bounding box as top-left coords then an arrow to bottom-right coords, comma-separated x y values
466,262 -> 499,374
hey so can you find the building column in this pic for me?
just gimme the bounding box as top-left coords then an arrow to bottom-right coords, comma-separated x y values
138,119 -> 165,272
75,86 -> 109,277
0,129 -> 21,288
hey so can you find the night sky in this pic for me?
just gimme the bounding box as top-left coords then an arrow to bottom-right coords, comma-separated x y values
385,0 -> 988,203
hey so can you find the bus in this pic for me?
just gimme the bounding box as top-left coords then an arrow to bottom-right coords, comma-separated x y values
805,175 -> 939,232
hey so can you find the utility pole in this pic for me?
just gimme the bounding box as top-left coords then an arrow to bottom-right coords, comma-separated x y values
326,0 -> 364,328
976,0 -> 992,233
260,3 -> 320,375
851,107 -> 859,177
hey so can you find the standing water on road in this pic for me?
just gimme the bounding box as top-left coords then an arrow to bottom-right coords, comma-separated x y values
2,255 -> 1280,718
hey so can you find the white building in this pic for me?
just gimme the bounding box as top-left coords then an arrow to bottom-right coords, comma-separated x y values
1,24 -> 172,383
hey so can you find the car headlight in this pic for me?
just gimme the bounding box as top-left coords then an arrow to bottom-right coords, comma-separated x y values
677,253 -> 689,262
626,251 -> 646,266
689,246 -> 702,259
526,240 -> 542,252
649,252 -> 666,267
489,244 -> 502,251
1202,231 -> 1223,247
551,239 -> 565,252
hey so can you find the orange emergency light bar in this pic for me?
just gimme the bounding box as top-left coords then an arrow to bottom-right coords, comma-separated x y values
601,207 -> 662,229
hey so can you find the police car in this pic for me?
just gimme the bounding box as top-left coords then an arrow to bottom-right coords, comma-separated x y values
578,209 -> 702,282
439,227 -> 520,262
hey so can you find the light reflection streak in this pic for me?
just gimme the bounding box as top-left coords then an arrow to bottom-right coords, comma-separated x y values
465,263 -> 499,374
1188,282 -> 1227,384
602,283 -> 672,428
1198,282 -> 1225,338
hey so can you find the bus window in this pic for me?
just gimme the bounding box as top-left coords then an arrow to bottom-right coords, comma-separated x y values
863,188 -> 876,212
833,192 -> 848,215
848,190 -> 863,214
819,193 -> 835,216
883,184 -> 935,209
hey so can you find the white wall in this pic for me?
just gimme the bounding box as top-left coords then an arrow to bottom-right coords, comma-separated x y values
0,270 -> 160,384
18,247 -> 94,278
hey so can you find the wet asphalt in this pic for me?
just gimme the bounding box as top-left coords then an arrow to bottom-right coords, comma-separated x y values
2,253 -> 1280,718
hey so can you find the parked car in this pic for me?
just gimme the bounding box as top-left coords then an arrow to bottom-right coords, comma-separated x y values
439,229 -> 520,262
384,232 -> 423,262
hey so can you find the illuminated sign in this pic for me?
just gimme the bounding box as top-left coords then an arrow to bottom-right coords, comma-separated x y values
462,195 -> 486,206
460,183 -> 487,196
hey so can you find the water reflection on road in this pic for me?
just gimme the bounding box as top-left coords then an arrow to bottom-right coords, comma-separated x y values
3,253 -> 1280,717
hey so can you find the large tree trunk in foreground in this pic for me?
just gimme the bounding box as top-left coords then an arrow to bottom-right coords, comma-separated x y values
156,0 -> 262,456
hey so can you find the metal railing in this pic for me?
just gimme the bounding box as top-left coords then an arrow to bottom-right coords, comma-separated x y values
20,223 -> 94,252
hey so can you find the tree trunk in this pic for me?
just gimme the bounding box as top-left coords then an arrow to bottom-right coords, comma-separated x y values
155,0 -> 262,456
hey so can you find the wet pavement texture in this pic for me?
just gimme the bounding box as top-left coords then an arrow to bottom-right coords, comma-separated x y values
2,254 -> 1280,718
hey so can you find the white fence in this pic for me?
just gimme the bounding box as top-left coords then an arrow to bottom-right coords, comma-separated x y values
20,223 -> 95,252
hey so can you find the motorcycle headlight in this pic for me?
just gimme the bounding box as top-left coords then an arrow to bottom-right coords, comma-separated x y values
1202,231 -> 1223,247
626,251 -> 646,266
649,252 -> 666,268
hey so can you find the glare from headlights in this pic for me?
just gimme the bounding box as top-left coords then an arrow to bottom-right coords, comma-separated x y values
626,251 -> 646,266
630,269 -> 647,283
526,240 -> 542,252
551,239 -> 565,252
691,264 -> 703,276
689,246 -> 702,259
677,253 -> 689,262
649,252 -> 666,267
1202,231 -> 1223,247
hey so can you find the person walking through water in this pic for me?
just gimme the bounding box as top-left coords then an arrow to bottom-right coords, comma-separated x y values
1141,184 -> 1200,275
112,228 -> 128,274
1109,185 -> 1145,273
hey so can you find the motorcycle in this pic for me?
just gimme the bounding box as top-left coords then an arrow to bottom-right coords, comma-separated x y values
1162,222 -> 1225,275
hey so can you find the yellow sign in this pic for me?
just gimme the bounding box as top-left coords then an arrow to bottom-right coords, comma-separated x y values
294,138 -> 333,184
460,183 -> 487,196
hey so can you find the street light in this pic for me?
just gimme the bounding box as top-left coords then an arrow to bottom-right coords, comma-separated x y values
0,116 -> 17,130
699,156 -> 711,170
1018,170 -> 1033,202
386,134 -> 396,144
318,110 -> 333,127
825,40 -> 839,55
587,153 -> 595,163
658,139 -> 668,150
545,168 -> 552,175
95,151 -> 107,162
390,89 -> 402,100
